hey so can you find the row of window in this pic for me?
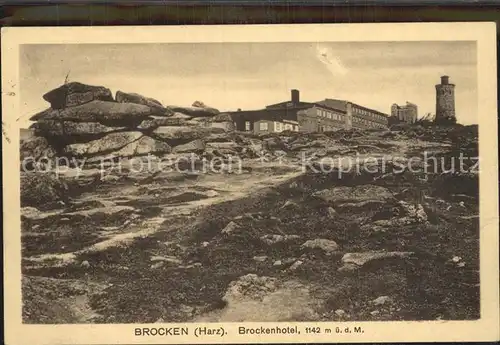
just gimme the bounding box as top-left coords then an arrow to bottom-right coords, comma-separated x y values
275,122 -> 299,132
245,121 -> 299,132
354,107 -> 386,122
256,121 -> 298,132
352,116 -> 385,128
316,108 -> 345,122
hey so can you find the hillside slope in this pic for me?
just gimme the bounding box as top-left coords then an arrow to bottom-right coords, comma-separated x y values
21,124 -> 479,323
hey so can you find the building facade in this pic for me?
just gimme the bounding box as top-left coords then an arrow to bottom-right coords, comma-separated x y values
391,102 -> 418,124
230,89 -> 389,134
435,75 -> 456,124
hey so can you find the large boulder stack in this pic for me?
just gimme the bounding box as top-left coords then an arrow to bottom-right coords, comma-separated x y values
22,82 -> 236,168
42,82 -> 114,109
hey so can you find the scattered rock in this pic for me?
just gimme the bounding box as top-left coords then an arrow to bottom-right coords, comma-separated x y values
80,260 -> 90,268
313,185 -> 393,205
223,274 -> 278,303
283,258 -> 297,265
335,309 -> 346,317
63,205 -> 135,218
201,275 -> 320,322
451,256 -> 462,263
150,256 -> 182,265
398,201 -> 428,223
253,256 -> 268,262
221,221 -> 241,235
371,296 -> 393,306
288,260 -> 304,271
273,260 -> 282,266
101,174 -> 121,183
260,234 -> 300,245
361,201 -> 429,232
301,239 -> 339,254
263,137 -> 287,151
326,207 -> 338,218
337,200 -> 386,210
21,206 -> 43,220
204,190 -> 219,198
151,262 -> 165,269
281,200 -> 299,209
339,251 -> 415,271
370,310 -> 380,316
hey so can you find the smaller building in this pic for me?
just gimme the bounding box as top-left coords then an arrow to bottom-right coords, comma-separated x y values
252,119 -> 299,134
391,102 -> 418,124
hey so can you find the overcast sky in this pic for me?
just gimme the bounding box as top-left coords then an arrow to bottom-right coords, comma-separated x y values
19,41 -> 477,127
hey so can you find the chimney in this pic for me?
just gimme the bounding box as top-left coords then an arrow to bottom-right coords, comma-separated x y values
291,89 -> 300,104
441,75 -> 449,85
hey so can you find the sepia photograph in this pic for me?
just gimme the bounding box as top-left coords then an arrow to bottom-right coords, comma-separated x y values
2,23 -> 499,344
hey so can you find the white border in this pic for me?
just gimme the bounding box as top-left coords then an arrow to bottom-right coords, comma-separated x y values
2,23 -> 499,344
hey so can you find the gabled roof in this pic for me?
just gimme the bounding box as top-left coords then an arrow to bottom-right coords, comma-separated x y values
230,97 -> 389,117
265,101 -> 315,109
315,99 -> 348,113
316,98 -> 389,117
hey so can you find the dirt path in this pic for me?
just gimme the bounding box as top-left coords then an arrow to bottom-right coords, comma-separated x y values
23,161 -> 304,269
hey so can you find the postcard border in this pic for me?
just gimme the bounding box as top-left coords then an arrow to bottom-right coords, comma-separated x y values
2,23 -> 499,344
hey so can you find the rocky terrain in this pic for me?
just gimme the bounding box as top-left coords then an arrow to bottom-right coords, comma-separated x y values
20,82 -> 479,323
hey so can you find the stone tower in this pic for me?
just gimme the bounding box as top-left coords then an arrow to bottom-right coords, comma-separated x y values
435,75 -> 456,124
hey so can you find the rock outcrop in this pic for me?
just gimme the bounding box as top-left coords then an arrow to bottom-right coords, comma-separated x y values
31,120 -> 126,137
22,82 -> 233,167
20,136 -> 57,162
42,82 -> 114,109
167,105 -> 219,117
30,101 -> 159,122
313,185 -> 394,206
115,91 -> 167,113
